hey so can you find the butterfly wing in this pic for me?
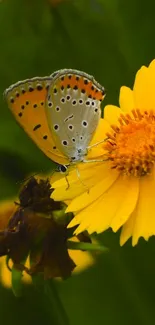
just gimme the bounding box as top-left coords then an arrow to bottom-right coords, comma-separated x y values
46,69 -> 105,161
4,76 -> 69,165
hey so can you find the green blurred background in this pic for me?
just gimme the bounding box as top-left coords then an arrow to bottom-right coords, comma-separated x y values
1,0 -> 155,324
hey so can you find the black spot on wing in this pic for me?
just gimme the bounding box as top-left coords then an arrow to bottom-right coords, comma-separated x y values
33,124 -> 41,131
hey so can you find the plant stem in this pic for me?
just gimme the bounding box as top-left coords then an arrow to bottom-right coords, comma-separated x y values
67,240 -> 108,252
44,279 -> 70,325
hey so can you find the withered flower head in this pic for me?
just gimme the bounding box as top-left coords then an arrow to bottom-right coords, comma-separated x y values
0,177 -> 92,280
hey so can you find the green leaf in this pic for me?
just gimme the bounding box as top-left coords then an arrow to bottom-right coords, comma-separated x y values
67,240 -> 109,252
11,267 -> 23,298
11,256 -> 29,297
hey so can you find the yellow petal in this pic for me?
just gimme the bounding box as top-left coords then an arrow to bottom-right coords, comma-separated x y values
121,166 -> 155,246
133,64 -> 155,111
89,118 -> 110,145
119,86 -> 135,113
66,164 -> 119,212
49,171 -> 68,185
87,175 -> 138,235
69,174 -> 136,235
132,169 -> 155,245
87,118 -> 110,159
110,177 -> 139,232
52,162 -> 109,201
68,195 -> 103,232
104,105 -> 123,125
133,66 -> 148,110
148,59 -> 155,70
120,210 -> 135,246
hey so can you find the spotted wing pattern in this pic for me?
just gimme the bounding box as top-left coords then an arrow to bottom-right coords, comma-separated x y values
46,69 -> 105,162
4,76 -> 69,165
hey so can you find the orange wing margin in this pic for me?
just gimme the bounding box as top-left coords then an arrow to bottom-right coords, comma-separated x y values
4,77 -> 69,165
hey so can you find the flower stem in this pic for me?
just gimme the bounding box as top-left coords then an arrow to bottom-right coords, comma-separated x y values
44,279 -> 70,325
67,240 -> 108,252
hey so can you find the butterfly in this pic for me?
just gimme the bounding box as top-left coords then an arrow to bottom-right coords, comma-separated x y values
4,69 -> 105,170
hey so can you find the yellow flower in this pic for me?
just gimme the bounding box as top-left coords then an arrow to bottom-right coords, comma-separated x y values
52,59 -> 155,246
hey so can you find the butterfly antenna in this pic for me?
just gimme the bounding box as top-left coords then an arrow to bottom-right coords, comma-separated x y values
87,137 -> 109,150
16,172 -> 42,185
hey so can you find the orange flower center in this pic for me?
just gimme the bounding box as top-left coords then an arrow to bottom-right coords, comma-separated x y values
103,109 -> 155,176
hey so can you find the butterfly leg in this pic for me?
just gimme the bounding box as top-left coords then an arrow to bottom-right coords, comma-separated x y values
65,175 -> 70,190
76,166 -> 89,194
57,164 -> 71,190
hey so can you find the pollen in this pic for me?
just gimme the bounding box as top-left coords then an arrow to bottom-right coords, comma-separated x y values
103,109 -> 155,176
